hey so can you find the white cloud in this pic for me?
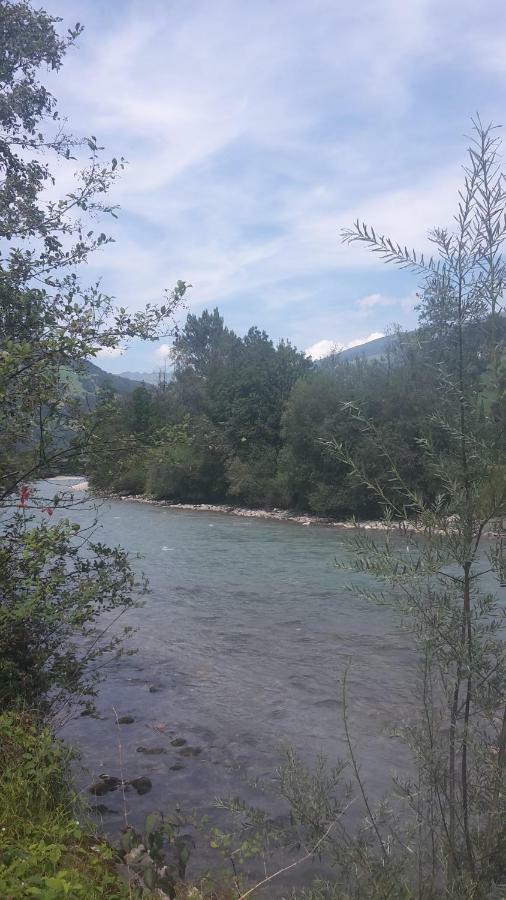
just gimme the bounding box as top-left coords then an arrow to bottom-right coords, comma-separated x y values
306,331 -> 385,360
154,343 -> 173,361
355,292 -> 418,315
305,339 -> 338,360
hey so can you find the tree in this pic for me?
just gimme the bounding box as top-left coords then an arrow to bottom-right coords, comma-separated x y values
278,371 -> 367,515
146,416 -> 227,502
172,307 -> 239,379
0,0 -> 185,715
324,118 -> 506,895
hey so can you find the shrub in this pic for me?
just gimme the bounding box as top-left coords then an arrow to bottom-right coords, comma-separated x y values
0,713 -> 129,899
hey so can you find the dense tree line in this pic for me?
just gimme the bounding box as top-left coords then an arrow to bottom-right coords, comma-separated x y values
86,308 -> 506,517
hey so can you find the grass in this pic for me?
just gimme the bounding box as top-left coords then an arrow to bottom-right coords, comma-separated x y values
0,713 -> 243,899
0,712 -> 129,899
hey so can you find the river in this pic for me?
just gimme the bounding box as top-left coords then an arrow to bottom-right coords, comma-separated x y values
49,477 -> 418,891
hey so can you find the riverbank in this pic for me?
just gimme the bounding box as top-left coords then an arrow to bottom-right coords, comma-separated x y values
58,480 -> 505,535
103,493 -> 500,535
107,493 -> 391,530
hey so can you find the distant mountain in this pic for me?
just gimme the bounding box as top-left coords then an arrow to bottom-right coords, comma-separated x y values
319,333 -> 398,370
118,370 -> 172,385
320,314 -> 506,369
61,360 -> 143,404
80,360 -> 143,395
339,333 -> 396,361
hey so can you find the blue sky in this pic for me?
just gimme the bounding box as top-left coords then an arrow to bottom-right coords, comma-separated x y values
44,0 -> 506,372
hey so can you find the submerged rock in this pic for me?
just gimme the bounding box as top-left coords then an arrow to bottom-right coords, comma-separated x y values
178,746 -> 202,757
129,776 -> 152,795
169,763 -> 184,771
117,715 -> 135,724
170,737 -> 186,747
88,774 -> 122,795
136,745 -> 167,755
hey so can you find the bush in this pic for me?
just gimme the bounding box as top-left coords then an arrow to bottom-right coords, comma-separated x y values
0,713 -> 129,899
0,510 -> 144,715
145,418 -> 227,502
225,449 -> 281,507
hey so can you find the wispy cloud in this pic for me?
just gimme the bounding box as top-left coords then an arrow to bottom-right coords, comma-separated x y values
42,0 -> 506,371
357,294 -> 388,310
356,292 -> 417,314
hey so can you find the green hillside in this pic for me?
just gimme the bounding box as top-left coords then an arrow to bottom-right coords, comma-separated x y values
61,360 -> 142,405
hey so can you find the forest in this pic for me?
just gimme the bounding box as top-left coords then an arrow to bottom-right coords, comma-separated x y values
86,308 -> 506,519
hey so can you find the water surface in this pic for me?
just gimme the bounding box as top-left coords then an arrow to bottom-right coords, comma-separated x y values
51,480 -> 418,887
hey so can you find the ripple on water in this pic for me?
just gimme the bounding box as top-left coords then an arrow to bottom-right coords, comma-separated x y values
59,496 -> 417,876
313,698 -> 341,709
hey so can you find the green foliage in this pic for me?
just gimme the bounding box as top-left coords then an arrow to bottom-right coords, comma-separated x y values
118,811 -> 197,898
0,508 -> 145,713
87,310 -> 315,509
277,371 -> 367,516
145,417 -> 227,502
0,0 -> 185,718
0,0 -> 187,496
172,307 -> 240,379
89,308 -> 455,519
0,713 -> 129,898
225,448 -> 281,507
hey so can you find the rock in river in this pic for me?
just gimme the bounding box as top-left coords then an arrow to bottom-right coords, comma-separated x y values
129,776 -> 152,795
136,745 -> 167,755
88,775 -> 122,795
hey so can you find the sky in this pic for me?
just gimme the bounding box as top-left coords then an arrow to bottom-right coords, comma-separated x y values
43,0 -> 506,372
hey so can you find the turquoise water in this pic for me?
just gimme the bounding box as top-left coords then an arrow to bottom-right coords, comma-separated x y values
48,479 -> 418,888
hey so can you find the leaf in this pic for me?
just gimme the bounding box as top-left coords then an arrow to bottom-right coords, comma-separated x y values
177,842 -> 190,878
142,864 -> 156,890
119,828 -> 137,855
144,812 -> 163,837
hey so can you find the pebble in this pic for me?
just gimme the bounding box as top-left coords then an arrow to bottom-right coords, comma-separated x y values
113,495 -> 392,529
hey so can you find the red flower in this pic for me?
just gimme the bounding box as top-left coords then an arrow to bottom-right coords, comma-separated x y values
43,507 -> 54,517
18,485 -> 30,508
